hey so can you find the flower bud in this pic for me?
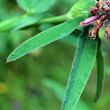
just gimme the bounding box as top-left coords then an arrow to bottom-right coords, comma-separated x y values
105,23 -> 110,39
79,15 -> 101,27
89,27 -> 99,40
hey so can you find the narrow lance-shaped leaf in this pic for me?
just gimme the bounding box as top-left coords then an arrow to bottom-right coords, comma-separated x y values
94,37 -> 104,102
7,17 -> 84,62
39,24 -> 81,47
61,27 -> 97,110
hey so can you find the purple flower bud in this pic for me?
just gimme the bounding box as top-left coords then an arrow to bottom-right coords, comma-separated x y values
79,15 -> 101,27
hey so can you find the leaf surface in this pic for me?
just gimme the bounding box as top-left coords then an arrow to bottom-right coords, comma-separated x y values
0,13 -> 42,31
16,0 -> 57,13
7,17 -> 84,62
61,27 -> 97,110
16,0 -> 31,11
94,38 -> 104,102
60,29 -> 82,46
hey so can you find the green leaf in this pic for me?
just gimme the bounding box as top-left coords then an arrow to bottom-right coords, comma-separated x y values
55,0 -> 79,14
61,27 -> 97,110
94,38 -> 104,102
39,24 -> 82,47
39,24 -> 54,31
60,29 -> 82,47
0,13 -> 43,31
16,0 -> 31,12
67,0 -> 94,18
16,0 -> 57,13
7,17 -> 84,62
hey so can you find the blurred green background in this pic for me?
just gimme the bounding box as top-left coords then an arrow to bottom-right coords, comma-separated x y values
0,0 -> 110,110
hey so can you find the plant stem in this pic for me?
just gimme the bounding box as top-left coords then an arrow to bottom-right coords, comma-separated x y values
37,14 -> 68,24
22,14 -> 69,30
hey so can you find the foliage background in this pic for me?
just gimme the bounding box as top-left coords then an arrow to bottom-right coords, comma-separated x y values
0,0 -> 110,110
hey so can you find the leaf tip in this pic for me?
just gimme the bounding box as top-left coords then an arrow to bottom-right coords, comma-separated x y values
94,93 -> 100,102
94,97 -> 98,103
6,57 -> 13,63
6,54 -> 16,63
